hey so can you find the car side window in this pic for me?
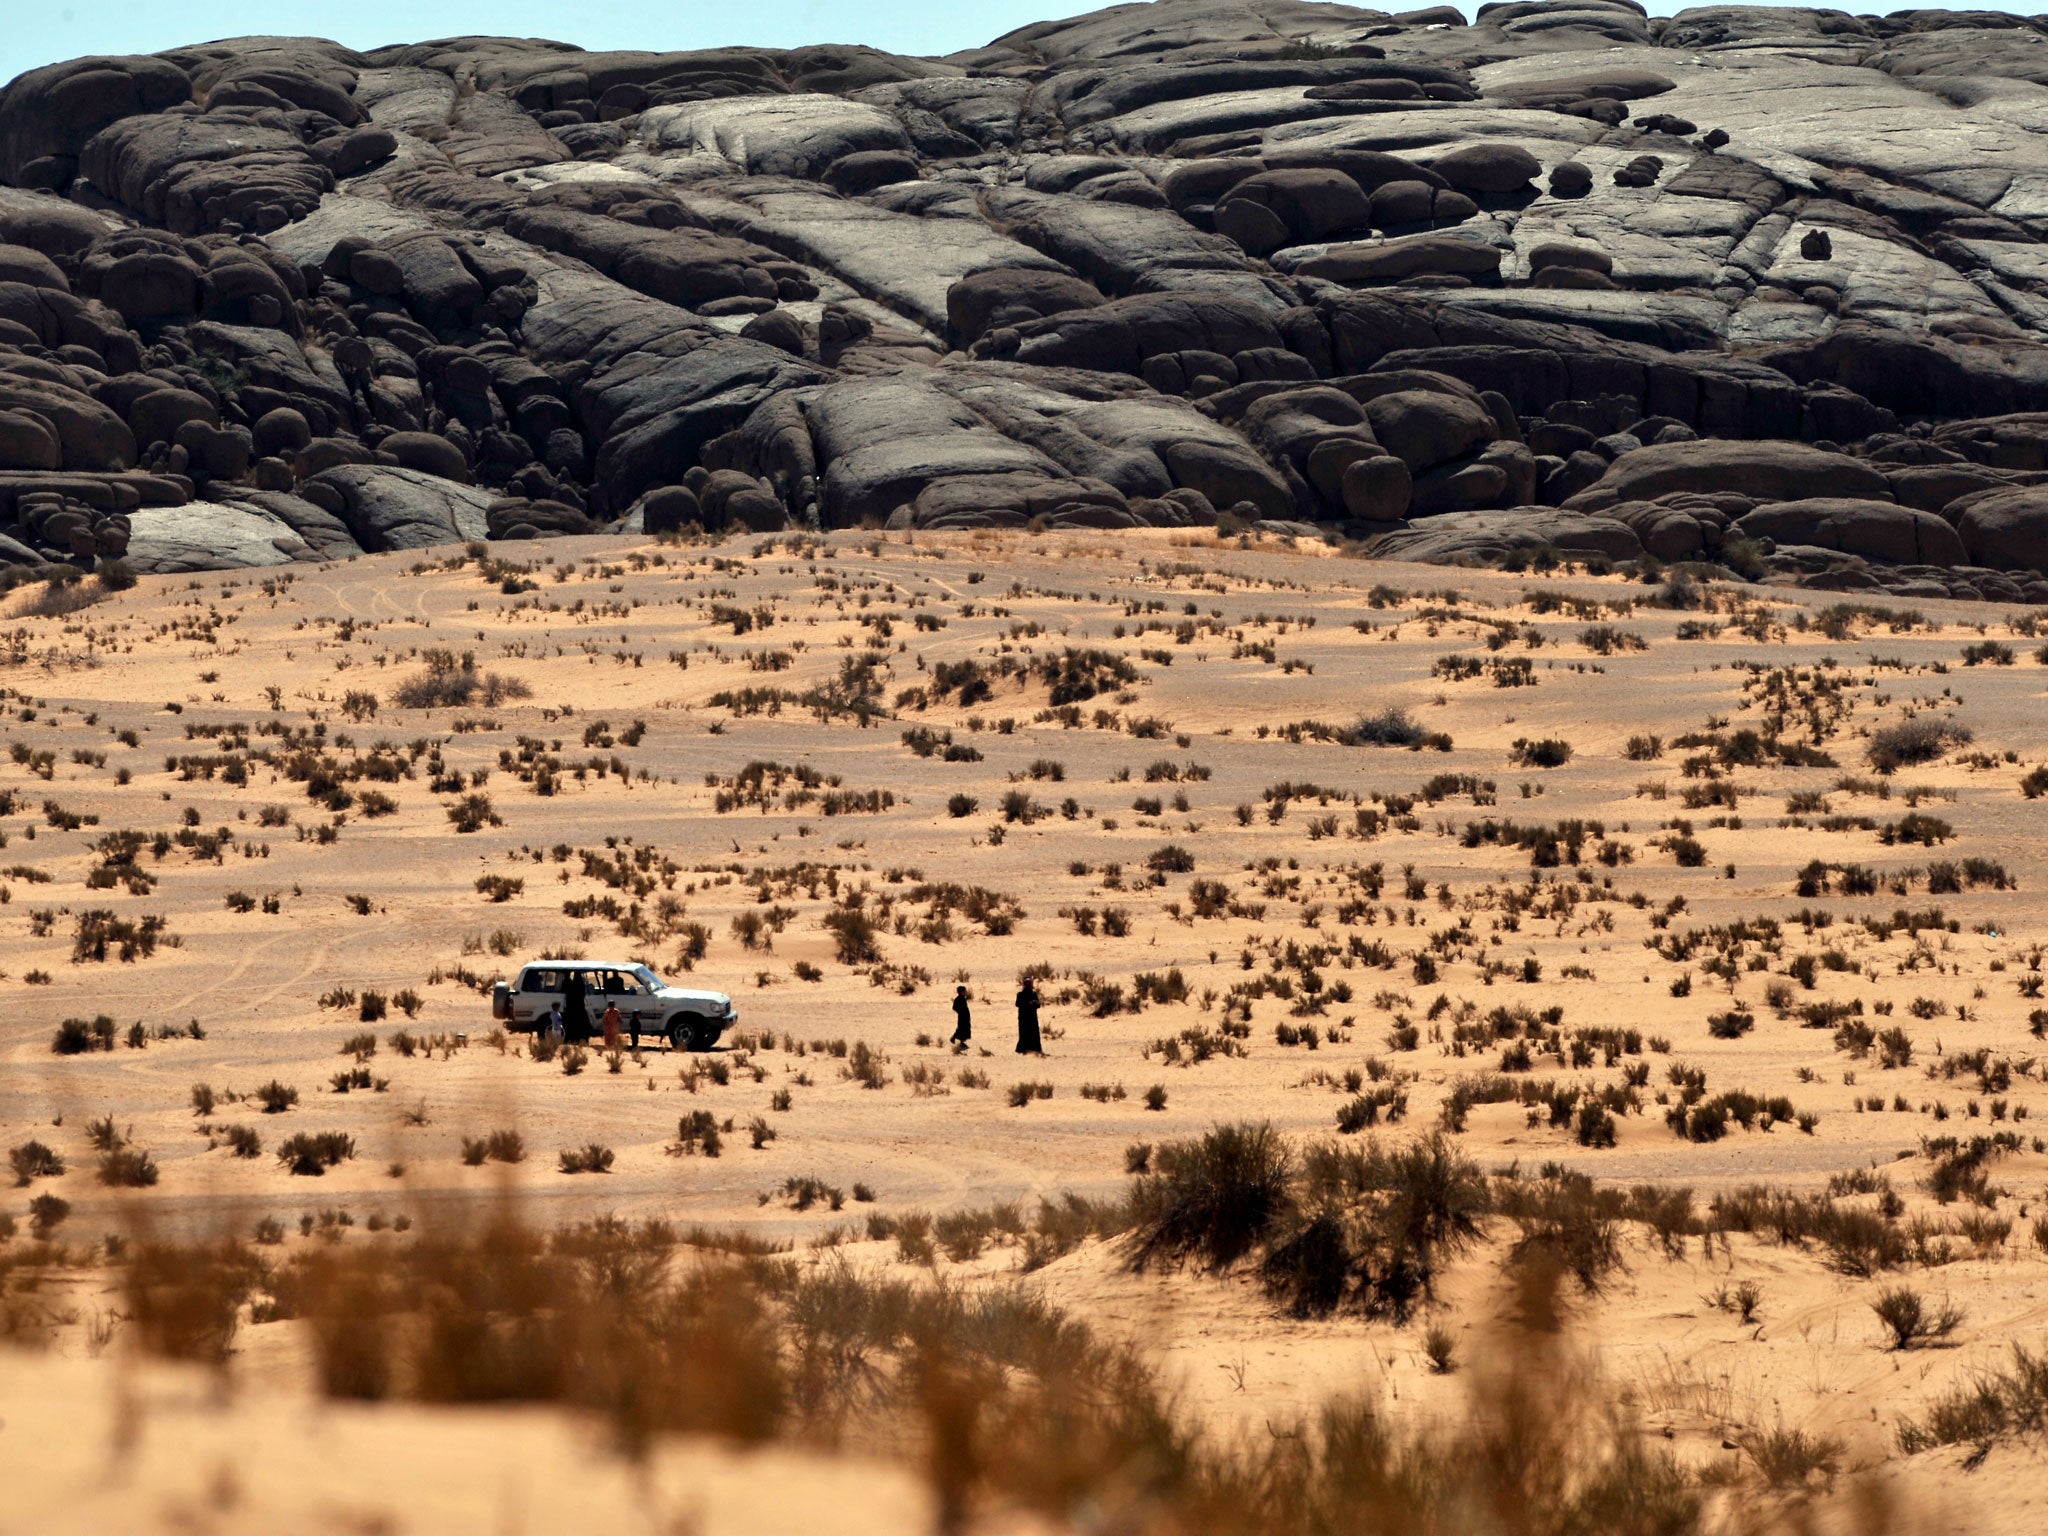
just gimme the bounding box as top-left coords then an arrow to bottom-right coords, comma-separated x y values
524,970 -> 558,992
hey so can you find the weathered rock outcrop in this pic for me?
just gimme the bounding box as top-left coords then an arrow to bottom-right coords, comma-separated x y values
0,4 -> 2039,596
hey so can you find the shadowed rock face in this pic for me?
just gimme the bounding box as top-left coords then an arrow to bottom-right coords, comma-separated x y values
0,7 -> 2043,600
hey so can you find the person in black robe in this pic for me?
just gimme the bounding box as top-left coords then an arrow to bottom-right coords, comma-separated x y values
1015,978 -> 1043,1055
562,970 -> 592,1044
950,985 -> 972,1048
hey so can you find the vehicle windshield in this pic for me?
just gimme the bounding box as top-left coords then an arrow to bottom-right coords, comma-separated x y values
631,964 -> 665,993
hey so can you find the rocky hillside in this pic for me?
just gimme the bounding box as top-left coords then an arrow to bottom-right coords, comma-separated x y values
1,1 -> 2047,600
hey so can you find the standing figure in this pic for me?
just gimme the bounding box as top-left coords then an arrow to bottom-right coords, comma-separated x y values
601,1001 -> 622,1051
950,985 -> 973,1048
562,970 -> 591,1044
627,1010 -> 643,1052
547,1001 -> 565,1042
1015,977 -> 1043,1055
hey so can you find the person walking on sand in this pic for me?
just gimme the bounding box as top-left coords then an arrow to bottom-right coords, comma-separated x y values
601,1000 -> 623,1051
950,985 -> 972,1048
562,970 -> 591,1044
1015,977 -> 1043,1056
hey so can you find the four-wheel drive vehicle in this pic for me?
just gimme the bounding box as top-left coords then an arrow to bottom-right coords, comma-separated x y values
493,961 -> 735,1051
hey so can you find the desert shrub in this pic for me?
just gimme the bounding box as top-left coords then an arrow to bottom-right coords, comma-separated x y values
1579,626 -> 1646,655
1740,1427 -> 1843,1490
98,1148 -> 160,1187
1871,1285 -> 1964,1350
9,1139 -> 64,1185
448,794 -> 502,833
670,1111 -> 722,1157
1261,1135 -> 1490,1321
839,1040 -> 888,1089
223,1125 -> 262,1158
1898,1344 -> 2048,1454
1868,718 -> 1967,773
51,1015 -> 117,1054
1335,1088 -> 1408,1133
1494,1169 -> 1623,1292
1575,1102 -> 1617,1148
559,1144 -> 616,1174
1423,1325 -> 1457,1374
1127,1122 -> 1293,1272
823,907 -> 881,964
278,1131 -> 355,1175
1508,737 -> 1573,769
1348,707 -> 1425,747
775,1175 -> 842,1212
393,649 -> 531,709
255,1080 -> 299,1114
71,910 -> 171,962
28,1193 -> 70,1233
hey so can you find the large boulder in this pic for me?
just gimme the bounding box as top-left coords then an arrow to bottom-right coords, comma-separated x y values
122,501 -> 311,572
1941,487 -> 2048,573
1566,441 -> 1892,513
0,408 -> 60,470
1361,509 -> 1645,565
1214,168 -> 1370,257
1361,389 -> 1498,472
0,375 -> 134,469
231,489 -> 364,559
1421,142 -> 1542,195
0,246 -> 68,291
0,56 -> 192,185
947,267 -> 1108,349
76,234 -> 209,323
1736,498 -> 1967,566
127,388 -> 217,450
1293,233 -> 1503,285
303,464 -> 497,550
1161,437 -> 1292,520
378,430 -> 470,483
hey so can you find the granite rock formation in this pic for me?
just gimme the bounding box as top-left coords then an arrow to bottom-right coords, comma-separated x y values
0,3 -> 2046,599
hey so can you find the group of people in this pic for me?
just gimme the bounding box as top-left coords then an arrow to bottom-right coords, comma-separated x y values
538,970 -> 1045,1057
543,971 -> 644,1050
950,978 -> 1043,1055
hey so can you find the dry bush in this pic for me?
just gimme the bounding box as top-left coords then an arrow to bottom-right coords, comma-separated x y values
8,1140 -> 63,1185
560,1144 -> 616,1174
392,649 -> 532,710
1871,1285 -> 1964,1350
1867,718 -> 1968,774
1127,1122 -> 1294,1273
67,1212 -> 1901,1536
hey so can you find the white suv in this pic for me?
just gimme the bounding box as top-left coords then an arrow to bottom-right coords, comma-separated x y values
493,960 -> 736,1051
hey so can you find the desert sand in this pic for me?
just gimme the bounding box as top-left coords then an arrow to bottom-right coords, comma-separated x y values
4,527 -> 2047,1532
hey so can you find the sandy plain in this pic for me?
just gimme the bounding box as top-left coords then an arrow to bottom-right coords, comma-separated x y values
2,527 -> 2047,1533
